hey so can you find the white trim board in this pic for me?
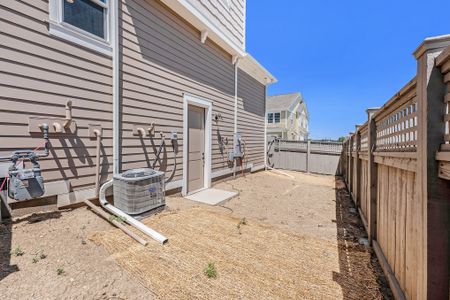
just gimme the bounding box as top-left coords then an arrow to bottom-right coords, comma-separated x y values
182,94 -> 213,196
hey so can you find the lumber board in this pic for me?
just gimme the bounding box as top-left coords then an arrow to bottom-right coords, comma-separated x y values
374,155 -> 416,173
373,240 -> 407,300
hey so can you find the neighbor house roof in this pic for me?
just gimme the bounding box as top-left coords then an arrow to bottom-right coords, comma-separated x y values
266,93 -> 303,111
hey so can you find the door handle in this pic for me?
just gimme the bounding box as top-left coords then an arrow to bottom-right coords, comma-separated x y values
202,152 -> 205,164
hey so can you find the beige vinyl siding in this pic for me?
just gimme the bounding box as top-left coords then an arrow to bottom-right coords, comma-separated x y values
185,0 -> 245,50
237,70 -> 266,167
120,0 -> 242,182
0,0 -> 113,190
0,0 -> 265,198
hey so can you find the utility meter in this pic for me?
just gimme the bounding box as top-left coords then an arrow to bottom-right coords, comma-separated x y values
0,124 -> 49,201
8,154 -> 45,201
233,133 -> 243,158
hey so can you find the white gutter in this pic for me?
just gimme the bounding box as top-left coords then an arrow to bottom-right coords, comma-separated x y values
264,85 -> 267,170
104,1 -> 167,245
112,0 -> 120,175
234,58 -> 240,134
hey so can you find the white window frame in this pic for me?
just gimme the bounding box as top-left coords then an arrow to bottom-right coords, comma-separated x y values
49,0 -> 112,56
274,112 -> 281,124
267,112 -> 281,124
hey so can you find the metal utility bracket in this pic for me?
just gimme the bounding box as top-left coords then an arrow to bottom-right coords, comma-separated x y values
133,125 -> 147,137
88,124 -> 102,138
29,117 -> 77,134
133,123 -> 155,137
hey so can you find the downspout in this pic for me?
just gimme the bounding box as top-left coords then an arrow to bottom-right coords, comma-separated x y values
264,83 -> 267,170
234,57 -> 240,135
93,129 -> 102,196
233,57 -> 240,178
112,0 -> 120,175
97,0 -> 167,245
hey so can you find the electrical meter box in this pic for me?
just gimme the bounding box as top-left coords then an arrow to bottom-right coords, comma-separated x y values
233,133 -> 243,158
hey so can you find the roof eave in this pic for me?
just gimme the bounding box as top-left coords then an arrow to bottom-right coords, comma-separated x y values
239,54 -> 277,86
160,0 -> 246,58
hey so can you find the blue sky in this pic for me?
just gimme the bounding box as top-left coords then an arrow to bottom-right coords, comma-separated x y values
246,0 -> 450,139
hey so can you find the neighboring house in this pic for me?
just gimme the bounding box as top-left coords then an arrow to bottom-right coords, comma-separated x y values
0,0 -> 276,204
266,93 -> 309,141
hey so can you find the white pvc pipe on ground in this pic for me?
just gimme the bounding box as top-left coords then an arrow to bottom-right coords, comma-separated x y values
99,180 -> 168,244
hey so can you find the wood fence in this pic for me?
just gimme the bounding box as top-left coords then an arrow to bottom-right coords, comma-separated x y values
342,39 -> 450,300
268,139 -> 342,175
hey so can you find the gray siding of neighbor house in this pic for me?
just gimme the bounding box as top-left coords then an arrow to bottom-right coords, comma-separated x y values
0,0 -> 114,191
237,69 -> 266,168
186,0 -> 245,50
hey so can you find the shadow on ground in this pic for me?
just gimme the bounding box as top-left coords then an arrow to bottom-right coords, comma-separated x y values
0,220 -> 16,281
0,211 -> 62,281
333,176 -> 393,299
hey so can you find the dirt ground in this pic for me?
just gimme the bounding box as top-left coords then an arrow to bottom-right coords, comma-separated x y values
0,170 -> 392,299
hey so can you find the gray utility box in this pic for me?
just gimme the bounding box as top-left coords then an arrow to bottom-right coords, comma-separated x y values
113,168 -> 165,215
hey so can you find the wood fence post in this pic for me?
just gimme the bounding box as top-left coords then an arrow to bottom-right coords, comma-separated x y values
366,108 -> 379,243
414,38 -> 450,300
355,126 -> 361,207
348,133 -> 354,197
306,139 -> 311,173
344,138 -> 348,185
347,137 -> 351,185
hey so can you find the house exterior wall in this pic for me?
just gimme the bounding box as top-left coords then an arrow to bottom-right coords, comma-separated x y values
185,0 -> 245,51
237,69 -> 266,168
0,0 -> 267,202
0,0 -> 114,193
120,0 -> 239,184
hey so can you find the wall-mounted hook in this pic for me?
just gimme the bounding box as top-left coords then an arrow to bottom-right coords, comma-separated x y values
214,113 -> 223,122
136,127 -> 147,137
148,122 -> 155,136
52,121 -> 63,133
63,100 -> 73,128
133,123 -> 153,137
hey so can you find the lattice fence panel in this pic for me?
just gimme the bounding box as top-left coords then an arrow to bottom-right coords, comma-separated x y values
375,97 -> 418,152
360,127 -> 368,153
443,80 -> 450,151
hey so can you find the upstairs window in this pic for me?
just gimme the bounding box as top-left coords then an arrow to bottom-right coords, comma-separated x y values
268,112 -> 280,124
274,112 -> 280,123
49,0 -> 112,55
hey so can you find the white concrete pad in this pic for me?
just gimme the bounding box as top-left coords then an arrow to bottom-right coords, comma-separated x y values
185,188 -> 238,205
